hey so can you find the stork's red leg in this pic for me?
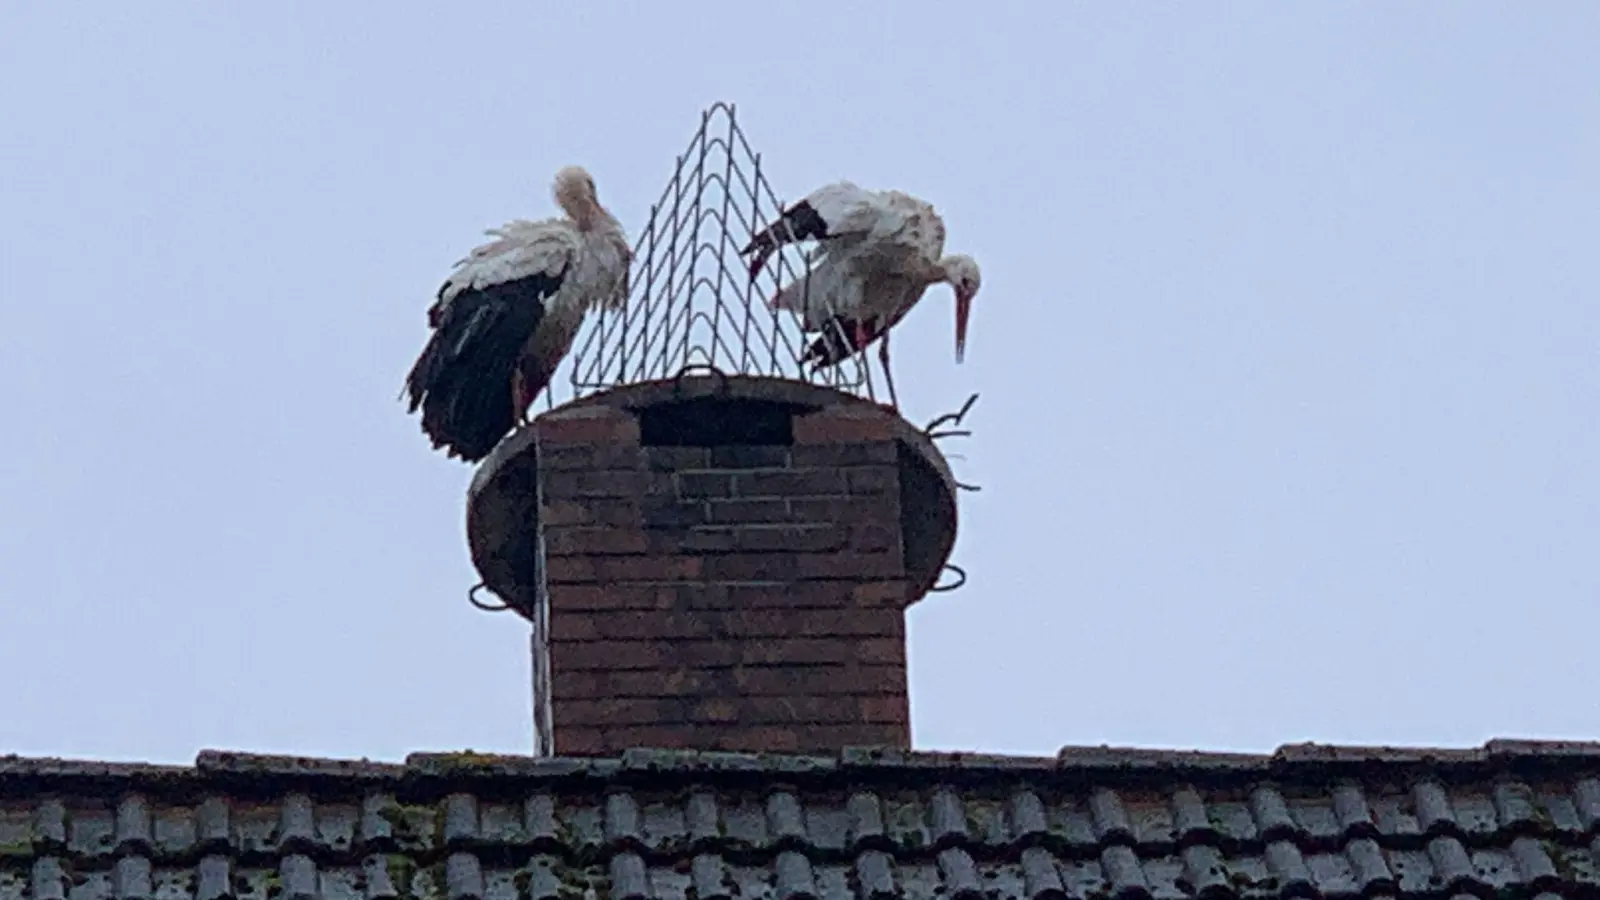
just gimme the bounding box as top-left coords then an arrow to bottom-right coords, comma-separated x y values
854,320 -> 871,355
512,369 -> 532,427
877,330 -> 899,410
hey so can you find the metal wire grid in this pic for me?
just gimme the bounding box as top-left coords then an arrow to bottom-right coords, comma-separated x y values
530,101 -> 880,412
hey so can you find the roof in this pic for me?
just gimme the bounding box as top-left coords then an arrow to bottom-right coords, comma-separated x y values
2,740 -> 1599,900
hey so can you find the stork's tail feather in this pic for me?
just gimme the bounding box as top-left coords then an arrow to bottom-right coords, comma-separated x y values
416,373 -> 517,463
403,282 -> 550,464
402,338 -> 444,413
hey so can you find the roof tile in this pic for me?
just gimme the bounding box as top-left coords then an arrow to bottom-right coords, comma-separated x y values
1,741 -> 1599,900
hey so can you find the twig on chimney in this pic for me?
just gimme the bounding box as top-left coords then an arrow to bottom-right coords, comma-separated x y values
924,392 -> 980,438
922,393 -> 983,492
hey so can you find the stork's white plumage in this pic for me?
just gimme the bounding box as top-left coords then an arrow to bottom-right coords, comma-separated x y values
403,166 -> 631,462
741,182 -> 980,409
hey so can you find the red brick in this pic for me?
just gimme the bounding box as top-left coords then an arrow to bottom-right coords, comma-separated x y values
670,641 -> 744,668
640,499 -> 709,529
727,665 -> 819,695
845,466 -> 898,496
548,670 -> 604,700
529,397 -> 919,756
687,697 -> 742,724
705,498 -> 792,524
544,526 -> 648,556
838,665 -> 908,696
596,610 -> 718,641
738,638 -> 853,666
556,697 -> 683,727
788,497 -> 896,526
554,726 -> 607,755
733,469 -> 846,497
793,408 -> 895,444
729,582 -> 850,610
547,614 -> 601,641
704,552 -> 797,581
644,446 -> 710,471
715,610 -> 804,638
734,524 -> 848,553
550,640 -> 664,671
669,583 -> 732,610
850,581 -> 909,607
557,639 -> 738,670
859,695 -> 910,725
541,498 -> 640,527
854,638 -> 906,666
536,408 -> 640,445
797,724 -> 906,750
544,556 -> 598,584
721,609 -> 899,639
730,664 -> 903,696
539,443 -> 644,471
795,552 -> 903,580
548,585 -> 674,612
677,471 -> 734,499
604,668 -> 725,697
705,727 -> 799,753
790,441 -> 898,467
595,725 -> 701,751
850,524 -> 901,553
709,445 -> 791,469
647,526 -> 738,554
541,469 -> 654,500
595,555 -> 702,582
742,695 -> 863,725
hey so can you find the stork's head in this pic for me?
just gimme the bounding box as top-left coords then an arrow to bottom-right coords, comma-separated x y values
552,165 -> 601,227
940,254 -> 982,363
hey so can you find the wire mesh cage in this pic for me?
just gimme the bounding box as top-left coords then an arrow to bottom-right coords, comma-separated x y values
531,101 -> 882,413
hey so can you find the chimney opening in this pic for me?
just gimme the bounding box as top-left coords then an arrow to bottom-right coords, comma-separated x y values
637,397 -> 804,447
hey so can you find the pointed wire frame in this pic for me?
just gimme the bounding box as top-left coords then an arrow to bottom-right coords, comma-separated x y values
525,101 -> 882,414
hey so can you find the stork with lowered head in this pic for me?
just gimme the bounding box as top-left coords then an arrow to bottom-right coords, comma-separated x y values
741,180 -> 981,410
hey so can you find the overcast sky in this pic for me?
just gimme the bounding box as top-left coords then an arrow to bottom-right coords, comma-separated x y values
2,3 -> 1597,765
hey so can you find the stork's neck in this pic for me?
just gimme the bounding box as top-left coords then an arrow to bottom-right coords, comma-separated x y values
573,200 -> 621,234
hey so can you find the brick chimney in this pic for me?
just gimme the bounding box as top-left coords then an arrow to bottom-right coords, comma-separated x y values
466,376 -> 959,756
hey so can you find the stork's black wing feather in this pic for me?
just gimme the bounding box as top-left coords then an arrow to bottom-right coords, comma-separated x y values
739,201 -> 832,280
739,201 -> 830,256
403,271 -> 563,462
800,295 -> 922,370
802,314 -> 882,368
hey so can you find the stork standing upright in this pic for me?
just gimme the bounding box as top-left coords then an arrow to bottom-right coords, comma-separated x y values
403,165 -> 632,462
740,181 -> 981,409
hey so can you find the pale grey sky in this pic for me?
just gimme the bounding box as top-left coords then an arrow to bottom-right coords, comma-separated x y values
2,3 -> 1596,765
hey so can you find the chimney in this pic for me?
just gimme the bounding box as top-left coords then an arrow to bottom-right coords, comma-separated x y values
466,375 -> 960,755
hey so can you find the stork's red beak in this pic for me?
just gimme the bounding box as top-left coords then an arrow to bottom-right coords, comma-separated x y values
954,289 -> 972,363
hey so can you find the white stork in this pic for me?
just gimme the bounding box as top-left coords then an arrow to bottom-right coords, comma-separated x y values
740,181 -> 981,409
403,165 -> 631,462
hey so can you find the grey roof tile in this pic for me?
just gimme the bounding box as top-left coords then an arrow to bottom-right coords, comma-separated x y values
1,741 -> 1599,900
